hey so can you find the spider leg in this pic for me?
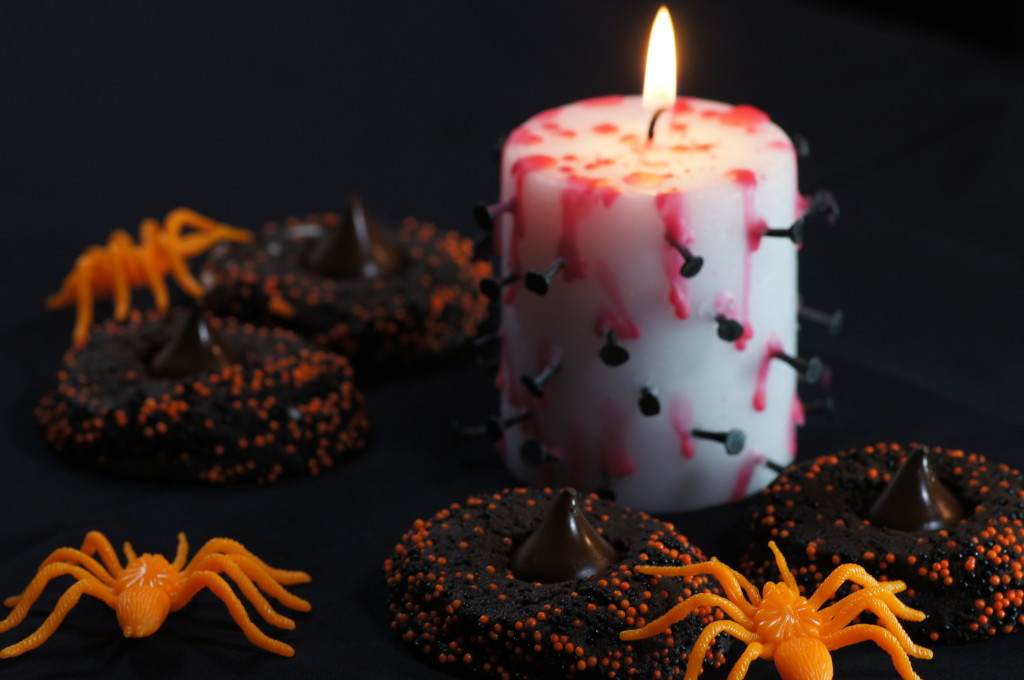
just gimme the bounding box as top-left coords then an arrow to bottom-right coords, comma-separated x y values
172,533 -> 190,571
157,230 -> 206,299
70,249 -> 100,347
182,555 -> 308,629
768,541 -> 799,591
175,571 -> 296,657
226,554 -> 311,611
139,219 -> 171,313
31,549 -> 115,587
175,226 -> 252,258
820,590 -> 929,658
636,560 -> 760,613
76,531 -> 125,577
683,619 -> 757,680
184,539 -> 311,584
0,578 -> 116,658
620,593 -> 753,641
122,541 -> 138,563
106,230 -> 135,321
1,564 -> 110,631
807,565 -> 905,609
821,624 -> 932,680
726,641 -> 765,680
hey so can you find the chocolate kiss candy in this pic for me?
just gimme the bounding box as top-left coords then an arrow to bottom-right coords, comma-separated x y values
868,445 -> 967,531
510,488 -> 619,583
305,193 -> 403,278
149,306 -> 238,379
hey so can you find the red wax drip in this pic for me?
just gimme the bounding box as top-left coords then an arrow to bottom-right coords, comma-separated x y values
720,104 -> 770,130
732,451 -> 766,501
559,177 -> 620,282
753,335 -> 784,412
624,172 -> 667,187
509,155 -> 558,303
509,127 -> 542,146
789,394 -> 805,456
594,123 -> 619,134
669,394 -> 696,459
594,259 -> 640,340
656,189 -> 693,319
581,95 -> 625,107
726,168 -> 766,349
600,398 -> 635,478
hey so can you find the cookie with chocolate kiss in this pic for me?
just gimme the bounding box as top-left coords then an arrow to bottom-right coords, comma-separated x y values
385,487 -> 730,679
201,195 -> 491,373
36,307 -> 370,482
740,442 -> 1024,644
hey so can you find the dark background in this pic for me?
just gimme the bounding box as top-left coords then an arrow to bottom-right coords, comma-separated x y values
1,0 -> 1022,678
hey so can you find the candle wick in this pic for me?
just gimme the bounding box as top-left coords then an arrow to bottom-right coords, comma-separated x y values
647,107 -> 667,141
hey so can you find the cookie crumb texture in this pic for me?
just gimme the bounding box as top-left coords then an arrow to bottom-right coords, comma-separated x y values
742,442 -> 1024,644
203,214 -> 491,367
36,309 -> 371,483
385,488 -> 729,679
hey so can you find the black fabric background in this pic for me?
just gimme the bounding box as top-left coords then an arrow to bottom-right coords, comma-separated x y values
1,1 -> 1022,678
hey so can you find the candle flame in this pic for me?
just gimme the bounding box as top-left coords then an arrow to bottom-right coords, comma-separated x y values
643,6 -> 677,112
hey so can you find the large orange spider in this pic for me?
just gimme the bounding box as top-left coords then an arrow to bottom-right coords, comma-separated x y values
46,208 -> 253,347
0,531 -> 310,658
620,542 -> 932,680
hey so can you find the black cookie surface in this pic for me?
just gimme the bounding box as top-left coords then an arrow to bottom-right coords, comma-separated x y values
385,487 -> 729,679
201,214 -> 491,370
36,309 -> 371,483
741,442 -> 1024,644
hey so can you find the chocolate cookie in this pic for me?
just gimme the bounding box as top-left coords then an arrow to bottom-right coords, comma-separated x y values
201,196 -> 491,371
384,487 -> 730,679
741,442 -> 1024,644
35,307 -> 371,483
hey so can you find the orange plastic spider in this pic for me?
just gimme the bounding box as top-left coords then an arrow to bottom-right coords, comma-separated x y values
46,208 -> 252,347
620,542 -> 932,680
0,531 -> 310,658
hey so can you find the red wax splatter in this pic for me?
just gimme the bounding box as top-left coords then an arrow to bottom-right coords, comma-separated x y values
732,451 -> 766,501
594,259 -> 640,340
721,105 -> 770,130
581,95 -> 625,107
673,98 -> 694,114
508,155 -> 558,302
789,394 -> 805,456
668,394 -> 696,459
583,158 -> 615,171
594,123 -> 619,134
753,335 -> 784,412
796,193 -> 810,215
600,398 -> 635,478
535,107 -> 561,120
670,122 -> 688,133
559,177 -> 620,281
769,140 -> 794,151
508,127 -> 542,146
725,168 -> 767,349
656,189 -> 693,319
623,171 -> 667,187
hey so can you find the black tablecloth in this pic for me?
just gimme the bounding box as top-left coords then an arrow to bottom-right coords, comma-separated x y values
2,1 -> 1022,678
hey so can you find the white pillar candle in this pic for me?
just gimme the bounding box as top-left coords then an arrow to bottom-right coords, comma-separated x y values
494,91 -> 804,512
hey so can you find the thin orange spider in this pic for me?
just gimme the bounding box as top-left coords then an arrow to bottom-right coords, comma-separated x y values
620,542 -> 932,680
46,208 -> 252,346
0,531 -> 310,658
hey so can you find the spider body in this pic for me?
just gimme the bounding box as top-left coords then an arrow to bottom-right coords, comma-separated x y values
620,541 -> 932,680
0,531 -> 310,658
46,208 -> 252,346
